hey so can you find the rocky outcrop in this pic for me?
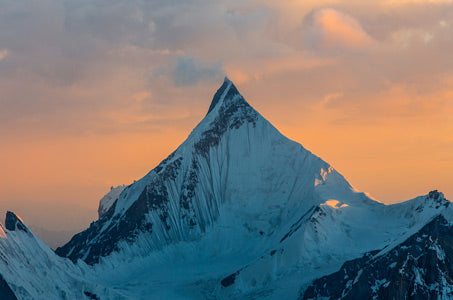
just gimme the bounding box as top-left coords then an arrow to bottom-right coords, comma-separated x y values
5,211 -> 28,233
302,213 -> 453,300
0,274 -> 17,300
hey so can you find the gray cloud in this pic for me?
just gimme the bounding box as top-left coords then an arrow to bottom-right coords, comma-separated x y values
0,0 -> 453,137
0,0 -> 271,138
172,57 -> 224,87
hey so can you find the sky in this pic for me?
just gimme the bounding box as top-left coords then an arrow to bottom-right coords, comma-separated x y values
1,0 -> 453,235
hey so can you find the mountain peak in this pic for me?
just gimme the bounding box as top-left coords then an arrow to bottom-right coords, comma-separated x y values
428,190 -> 444,201
426,189 -> 449,207
206,76 -> 240,115
5,211 -> 29,233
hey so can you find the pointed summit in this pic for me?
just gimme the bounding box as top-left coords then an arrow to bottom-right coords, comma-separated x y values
194,77 -> 259,156
206,76 -> 241,115
5,211 -> 29,233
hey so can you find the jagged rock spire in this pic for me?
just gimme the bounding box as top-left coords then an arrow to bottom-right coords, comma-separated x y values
5,211 -> 28,233
206,77 -> 241,115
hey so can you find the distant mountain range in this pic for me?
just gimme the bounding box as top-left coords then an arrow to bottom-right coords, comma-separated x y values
1,78 -> 451,299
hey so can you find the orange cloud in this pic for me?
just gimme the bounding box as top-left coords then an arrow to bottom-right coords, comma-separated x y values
304,8 -> 374,51
384,0 -> 452,5
0,49 -> 8,61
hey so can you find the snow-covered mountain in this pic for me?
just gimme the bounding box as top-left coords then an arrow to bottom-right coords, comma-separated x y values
0,212 -> 124,299
56,77 -> 375,267
302,192 -> 453,300
0,78 -> 451,299
98,185 -> 127,219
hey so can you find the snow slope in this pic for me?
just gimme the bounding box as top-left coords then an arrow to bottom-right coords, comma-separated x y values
98,185 -> 127,219
302,199 -> 453,300
0,212 -> 124,299
218,191 -> 452,300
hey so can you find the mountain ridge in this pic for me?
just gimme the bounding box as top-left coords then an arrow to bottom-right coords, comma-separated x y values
0,78 -> 451,299
302,203 -> 453,300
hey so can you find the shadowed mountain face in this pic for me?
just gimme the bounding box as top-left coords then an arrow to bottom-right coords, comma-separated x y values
302,209 -> 453,300
0,275 -> 17,300
5,211 -> 28,233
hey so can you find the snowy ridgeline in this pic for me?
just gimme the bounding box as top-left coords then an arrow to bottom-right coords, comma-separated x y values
0,78 -> 452,299
98,185 -> 127,219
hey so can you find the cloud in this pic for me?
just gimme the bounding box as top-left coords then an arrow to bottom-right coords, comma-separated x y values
1,0 -> 453,231
0,0 -> 452,137
0,0 -> 268,137
384,0 -> 452,5
390,28 -> 435,48
0,49 -> 7,61
172,57 -> 224,87
303,8 -> 374,52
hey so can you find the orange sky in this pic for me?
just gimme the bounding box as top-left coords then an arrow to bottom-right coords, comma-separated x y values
1,0 -> 452,231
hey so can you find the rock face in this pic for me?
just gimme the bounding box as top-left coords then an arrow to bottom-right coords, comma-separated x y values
0,275 -> 17,300
302,210 -> 453,300
4,211 -> 28,233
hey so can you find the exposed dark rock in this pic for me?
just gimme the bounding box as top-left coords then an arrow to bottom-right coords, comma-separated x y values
84,291 -> 100,300
4,211 -> 28,233
180,80 -> 257,229
56,183 -> 159,264
179,158 -> 201,228
194,80 -> 257,157
280,206 -> 316,243
153,151 -> 177,174
0,274 -> 18,300
221,271 -> 240,288
56,155 -> 186,264
207,77 -> 230,115
56,150 -> 186,264
429,190 -> 440,200
301,214 -> 453,300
